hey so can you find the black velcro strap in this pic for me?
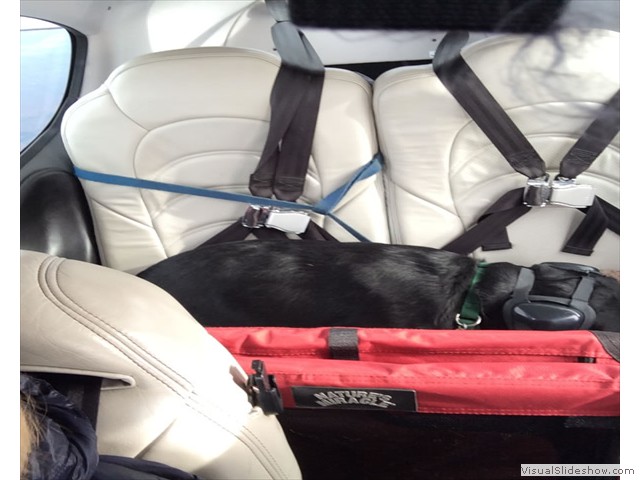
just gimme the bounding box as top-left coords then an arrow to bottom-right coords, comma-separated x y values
328,328 -> 360,360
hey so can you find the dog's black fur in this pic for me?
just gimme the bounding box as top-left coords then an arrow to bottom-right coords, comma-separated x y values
138,240 -> 620,332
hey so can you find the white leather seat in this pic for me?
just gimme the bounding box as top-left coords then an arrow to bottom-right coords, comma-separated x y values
374,28 -> 619,269
62,46 -> 388,274
20,249 -> 302,480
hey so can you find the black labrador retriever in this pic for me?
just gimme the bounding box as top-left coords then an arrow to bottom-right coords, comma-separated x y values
138,240 -> 619,331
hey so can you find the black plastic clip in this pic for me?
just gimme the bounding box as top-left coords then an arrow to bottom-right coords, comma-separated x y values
247,359 -> 284,415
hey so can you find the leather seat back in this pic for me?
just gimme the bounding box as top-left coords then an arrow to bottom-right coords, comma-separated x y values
62,47 -> 388,274
373,29 -> 619,269
20,249 -> 301,479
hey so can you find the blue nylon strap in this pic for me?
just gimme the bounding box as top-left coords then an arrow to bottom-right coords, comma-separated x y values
312,153 -> 382,215
73,154 -> 382,242
73,168 -> 314,211
313,154 -> 382,242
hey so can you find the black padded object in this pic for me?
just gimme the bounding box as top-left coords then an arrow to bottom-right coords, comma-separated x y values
288,0 -> 569,32
21,168 -> 100,264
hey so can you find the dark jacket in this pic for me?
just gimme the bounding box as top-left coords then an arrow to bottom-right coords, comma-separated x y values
20,373 -> 202,480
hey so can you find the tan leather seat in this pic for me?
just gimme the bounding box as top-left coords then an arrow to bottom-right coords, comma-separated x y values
20,249 -> 302,479
374,28 -> 619,269
62,46 -> 388,274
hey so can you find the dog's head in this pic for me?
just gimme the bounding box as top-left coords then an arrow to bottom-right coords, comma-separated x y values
476,262 -> 620,332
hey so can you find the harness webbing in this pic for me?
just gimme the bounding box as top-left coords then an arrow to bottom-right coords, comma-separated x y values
203,0 -> 343,244
433,30 -> 546,180
433,31 -> 620,257
559,90 -> 620,180
249,18 -> 325,201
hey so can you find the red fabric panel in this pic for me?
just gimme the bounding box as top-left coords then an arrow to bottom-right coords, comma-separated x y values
208,327 -> 619,416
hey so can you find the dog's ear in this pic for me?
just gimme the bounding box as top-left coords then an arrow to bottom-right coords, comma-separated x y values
474,263 -> 520,329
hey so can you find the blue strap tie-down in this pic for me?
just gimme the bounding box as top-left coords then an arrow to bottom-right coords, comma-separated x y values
74,153 -> 383,242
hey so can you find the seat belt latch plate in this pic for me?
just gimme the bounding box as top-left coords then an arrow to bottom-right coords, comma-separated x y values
242,205 -> 311,234
549,178 -> 595,208
266,209 -> 311,234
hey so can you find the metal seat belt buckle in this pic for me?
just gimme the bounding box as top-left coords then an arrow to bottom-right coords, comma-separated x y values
523,175 -> 551,207
242,205 -> 311,234
548,177 -> 595,208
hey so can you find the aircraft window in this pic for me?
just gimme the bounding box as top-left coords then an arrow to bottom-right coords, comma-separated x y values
20,17 -> 72,151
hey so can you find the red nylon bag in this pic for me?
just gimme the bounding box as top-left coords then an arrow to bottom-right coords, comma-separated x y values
207,326 -> 619,417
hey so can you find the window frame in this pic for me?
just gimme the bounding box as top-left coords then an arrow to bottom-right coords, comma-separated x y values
20,20 -> 88,167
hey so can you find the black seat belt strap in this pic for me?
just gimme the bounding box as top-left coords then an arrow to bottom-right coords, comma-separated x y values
559,90 -> 620,180
443,188 -> 619,257
597,196 -> 620,235
433,30 -> 544,254
442,188 -> 529,255
250,0 -> 325,201
300,221 -> 340,241
558,90 -> 620,254
432,30 -> 546,180
251,0 -> 337,239
563,197 -> 614,256
202,0 -> 328,245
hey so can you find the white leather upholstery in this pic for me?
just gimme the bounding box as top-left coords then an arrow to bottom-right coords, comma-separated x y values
62,46 -> 388,274
374,29 -> 619,269
20,249 -> 302,480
